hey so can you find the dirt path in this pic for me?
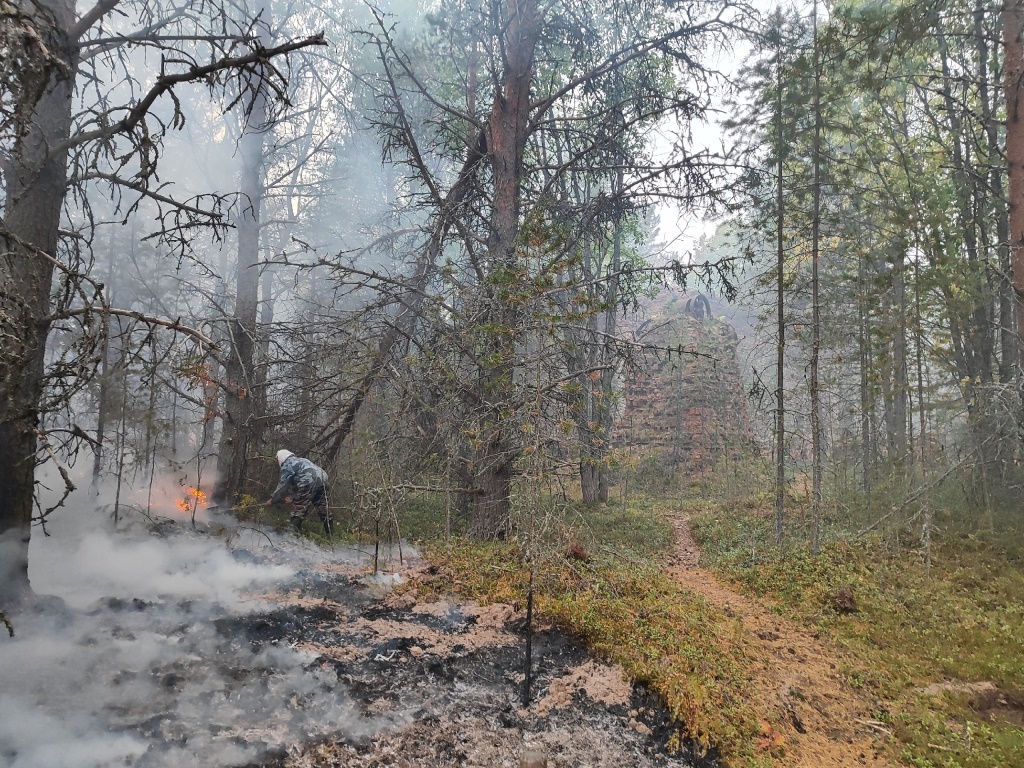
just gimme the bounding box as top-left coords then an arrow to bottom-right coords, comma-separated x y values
665,514 -> 898,768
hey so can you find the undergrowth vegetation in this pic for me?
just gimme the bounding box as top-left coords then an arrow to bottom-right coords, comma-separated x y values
236,462 -> 1024,767
690,494 -> 1024,768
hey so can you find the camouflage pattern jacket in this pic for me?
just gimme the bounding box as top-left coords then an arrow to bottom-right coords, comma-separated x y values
269,456 -> 328,504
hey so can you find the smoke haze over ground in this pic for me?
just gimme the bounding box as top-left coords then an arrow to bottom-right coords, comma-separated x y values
1,489 -> 402,768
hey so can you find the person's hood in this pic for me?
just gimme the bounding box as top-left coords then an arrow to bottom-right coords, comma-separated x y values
276,449 -> 295,465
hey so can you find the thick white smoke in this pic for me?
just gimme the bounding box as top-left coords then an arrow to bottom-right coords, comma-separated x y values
1,481 -> 400,768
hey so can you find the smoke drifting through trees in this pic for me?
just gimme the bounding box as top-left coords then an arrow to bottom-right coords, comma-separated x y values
0,490 -> 395,768
9,2 -> 1024,766
0,0 -> 326,609
2,0 -> 745,615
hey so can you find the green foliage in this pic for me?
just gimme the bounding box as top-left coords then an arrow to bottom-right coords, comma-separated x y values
232,497 -> 293,532
564,495 -> 676,560
623,449 -> 772,502
691,499 -> 1024,768
388,493 -> 468,541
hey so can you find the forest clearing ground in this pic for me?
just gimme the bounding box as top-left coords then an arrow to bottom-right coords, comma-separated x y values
664,513 -> 897,768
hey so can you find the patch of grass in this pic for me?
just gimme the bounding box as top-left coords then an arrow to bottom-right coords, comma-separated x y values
231,490 -> 465,544
400,493 -> 469,539
690,499 -> 1024,768
550,494 -> 676,563
232,496 -> 292,531
421,539 -> 763,761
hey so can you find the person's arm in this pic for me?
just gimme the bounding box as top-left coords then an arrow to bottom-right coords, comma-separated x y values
268,462 -> 296,504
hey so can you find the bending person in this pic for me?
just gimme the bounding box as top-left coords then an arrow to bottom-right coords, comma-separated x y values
266,449 -> 333,536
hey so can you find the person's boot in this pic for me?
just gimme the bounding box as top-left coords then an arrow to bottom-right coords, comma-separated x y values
322,518 -> 334,538
291,516 -> 303,534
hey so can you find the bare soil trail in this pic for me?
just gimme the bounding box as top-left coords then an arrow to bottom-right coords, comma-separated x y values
665,514 -> 900,768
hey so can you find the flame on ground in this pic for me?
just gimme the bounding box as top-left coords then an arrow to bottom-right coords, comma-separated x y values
176,487 -> 208,512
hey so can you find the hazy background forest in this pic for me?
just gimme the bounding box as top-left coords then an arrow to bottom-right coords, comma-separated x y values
5,0 -> 1024,765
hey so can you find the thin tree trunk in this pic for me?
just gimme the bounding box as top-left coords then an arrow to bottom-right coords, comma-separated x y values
810,0 -> 824,555
858,246 -> 873,492
597,165 -> 624,504
249,243 -> 275,457
938,21 -> 993,386
892,245 -> 908,464
979,1 -> 1018,379
92,242 -> 117,492
774,30 -> 786,547
915,253 -> 928,468
311,128 -> 490,463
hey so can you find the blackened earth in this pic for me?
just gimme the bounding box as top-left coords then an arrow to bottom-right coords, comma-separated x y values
5,526 -> 718,768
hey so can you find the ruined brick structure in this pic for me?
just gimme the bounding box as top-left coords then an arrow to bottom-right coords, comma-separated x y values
619,290 -> 756,476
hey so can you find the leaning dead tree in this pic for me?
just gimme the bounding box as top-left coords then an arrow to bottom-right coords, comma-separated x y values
0,0 -> 325,609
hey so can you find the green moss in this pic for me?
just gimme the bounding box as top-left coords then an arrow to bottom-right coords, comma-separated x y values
402,494 -> 773,762
690,500 -> 1024,768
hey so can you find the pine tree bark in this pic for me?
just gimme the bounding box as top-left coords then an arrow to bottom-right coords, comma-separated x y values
1004,0 -> 1024,352
0,0 -> 76,608
214,71 -> 268,505
470,0 -> 540,536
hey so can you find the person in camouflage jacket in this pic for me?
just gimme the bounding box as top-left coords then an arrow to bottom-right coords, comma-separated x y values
266,449 -> 334,536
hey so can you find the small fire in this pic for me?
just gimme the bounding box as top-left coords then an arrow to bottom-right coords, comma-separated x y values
176,486 -> 208,512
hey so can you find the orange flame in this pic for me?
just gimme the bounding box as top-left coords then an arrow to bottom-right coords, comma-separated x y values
176,486 -> 208,512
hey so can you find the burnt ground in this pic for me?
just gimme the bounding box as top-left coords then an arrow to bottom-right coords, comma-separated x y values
227,547 -> 719,768
3,521 -> 718,768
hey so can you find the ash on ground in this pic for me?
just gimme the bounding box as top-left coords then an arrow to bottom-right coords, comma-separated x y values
3,513 -> 715,768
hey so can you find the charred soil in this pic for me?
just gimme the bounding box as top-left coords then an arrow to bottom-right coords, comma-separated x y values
254,548 -> 716,767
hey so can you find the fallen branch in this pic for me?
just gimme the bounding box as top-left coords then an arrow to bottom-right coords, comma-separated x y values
855,719 -> 893,737
231,525 -> 277,549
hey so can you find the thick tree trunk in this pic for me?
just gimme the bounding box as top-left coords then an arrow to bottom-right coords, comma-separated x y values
1005,0 -> 1024,352
0,0 -> 75,608
214,85 -> 267,505
470,0 -> 540,535
580,463 -> 601,505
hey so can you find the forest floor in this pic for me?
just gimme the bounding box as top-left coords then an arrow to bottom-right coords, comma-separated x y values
685,494 -> 1024,768
3,510 -> 711,768
664,513 -> 894,768
241,490 -> 1024,768
271,549 -> 706,768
